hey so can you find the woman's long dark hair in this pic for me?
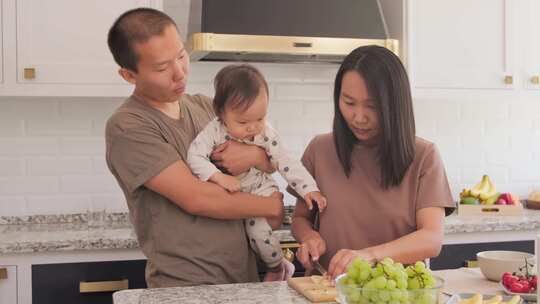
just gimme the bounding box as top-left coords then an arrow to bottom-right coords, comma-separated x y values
333,45 -> 416,189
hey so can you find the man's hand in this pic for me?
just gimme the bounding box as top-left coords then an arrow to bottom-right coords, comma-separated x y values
209,172 -> 241,193
296,232 -> 327,274
303,191 -> 327,211
211,140 -> 273,176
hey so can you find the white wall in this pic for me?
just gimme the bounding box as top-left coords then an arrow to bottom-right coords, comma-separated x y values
1,61 -> 539,216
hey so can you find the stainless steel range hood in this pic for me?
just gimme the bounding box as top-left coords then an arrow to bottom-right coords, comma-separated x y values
186,0 -> 399,63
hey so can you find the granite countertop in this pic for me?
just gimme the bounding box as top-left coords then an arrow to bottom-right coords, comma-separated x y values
112,268 -> 502,304
2,208 -> 540,255
113,281 -> 311,304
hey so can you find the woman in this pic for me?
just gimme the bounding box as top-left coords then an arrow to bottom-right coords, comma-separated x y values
291,45 -> 455,279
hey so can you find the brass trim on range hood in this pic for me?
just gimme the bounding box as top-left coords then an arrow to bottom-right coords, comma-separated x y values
187,33 -> 399,63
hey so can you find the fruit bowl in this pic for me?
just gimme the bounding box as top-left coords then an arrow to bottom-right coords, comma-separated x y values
477,251 -> 535,282
336,273 -> 444,304
500,281 -> 536,302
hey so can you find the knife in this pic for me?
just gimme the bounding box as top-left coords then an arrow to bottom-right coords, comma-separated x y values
312,260 -> 328,277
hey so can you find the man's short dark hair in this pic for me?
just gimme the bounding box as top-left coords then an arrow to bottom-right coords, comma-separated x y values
213,64 -> 269,118
107,8 -> 177,72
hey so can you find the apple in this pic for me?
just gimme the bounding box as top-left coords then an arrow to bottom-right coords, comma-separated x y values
495,198 -> 507,205
499,193 -> 513,204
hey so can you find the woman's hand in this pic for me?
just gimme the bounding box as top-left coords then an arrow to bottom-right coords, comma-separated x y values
296,232 -> 327,273
303,191 -> 327,211
327,249 -> 375,280
211,141 -> 273,176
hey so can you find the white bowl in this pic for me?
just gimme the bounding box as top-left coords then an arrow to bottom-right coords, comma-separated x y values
476,251 -> 535,282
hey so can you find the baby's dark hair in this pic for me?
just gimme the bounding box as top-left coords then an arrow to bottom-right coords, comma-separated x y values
213,64 -> 269,118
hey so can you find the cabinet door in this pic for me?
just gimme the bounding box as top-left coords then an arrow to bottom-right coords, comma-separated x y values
522,0 -> 540,90
408,0 -> 515,89
429,240 -> 534,271
32,260 -> 147,304
0,266 -> 17,304
16,0 -> 161,84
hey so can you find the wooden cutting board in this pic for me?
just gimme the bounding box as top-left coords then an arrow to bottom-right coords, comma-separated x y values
287,276 -> 338,303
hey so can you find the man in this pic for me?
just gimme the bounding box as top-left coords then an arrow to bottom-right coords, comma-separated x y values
105,8 -> 284,288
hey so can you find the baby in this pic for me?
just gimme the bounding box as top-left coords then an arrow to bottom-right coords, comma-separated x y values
187,64 -> 326,281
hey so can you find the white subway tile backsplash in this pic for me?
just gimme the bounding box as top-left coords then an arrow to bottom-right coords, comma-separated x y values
92,156 -> 109,174
436,117 -> 483,136
302,101 -> 334,118
60,138 -> 105,155
268,101 -> 304,119
60,175 -> 118,194
1,65 -> 539,216
0,158 -> 24,176
462,134 -> 510,150
0,138 -> 60,155
0,177 -> 59,194
91,194 -> 128,212
0,196 -> 27,216
0,119 -> 25,137
26,157 -> 93,176
509,101 -> 540,119
59,99 -> 123,120
26,118 -> 92,136
461,167 -> 509,184
276,84 -> 332,100
462,101 -> 510,120
26,195 -> 91,215
0,98 -> 59,119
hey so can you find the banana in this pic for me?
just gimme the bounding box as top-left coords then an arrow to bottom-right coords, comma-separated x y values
479,176 -> 497,201
470,175 -> 490,198
483,192 -> 501,205
460,188 -> 471,199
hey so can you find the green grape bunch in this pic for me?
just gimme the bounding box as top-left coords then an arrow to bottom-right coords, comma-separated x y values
337,257 -> 441,304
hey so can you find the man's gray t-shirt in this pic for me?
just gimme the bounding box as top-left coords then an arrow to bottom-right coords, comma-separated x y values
106,94 -> 259,287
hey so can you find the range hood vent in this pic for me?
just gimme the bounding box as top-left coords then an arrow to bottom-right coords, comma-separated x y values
186,0 -> 399,63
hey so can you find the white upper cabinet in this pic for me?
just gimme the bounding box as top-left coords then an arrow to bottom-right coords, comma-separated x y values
520,0 -> 540,90
408,0 -> 515,89
0,0 -> 162,96
0,3 -> 4,84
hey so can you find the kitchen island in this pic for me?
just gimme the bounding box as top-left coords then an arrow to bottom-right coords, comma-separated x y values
112,268 -> 507,304
1,209 -> 539,304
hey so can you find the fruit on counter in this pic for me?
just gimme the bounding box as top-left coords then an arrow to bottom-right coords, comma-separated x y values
499,193 -> 513,204
484,192 -> 501,205
457,293 -> 521,304
460,197 -> 480,205
339,257 -> 438,304
501,258 -> 537,294
470,175 -> 497,200
459,175 -> 520,205
495,198 -> 507,205
529,190 -> 540,203
502,272 -> 537,293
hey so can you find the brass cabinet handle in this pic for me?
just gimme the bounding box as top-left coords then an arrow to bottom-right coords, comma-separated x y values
464,260 -> 478,268
79,279 -> 128,293
504,75 -> 513,85
0,268 -> 7,280
24,68 -> 36,80
531,75 -> 540,85
282,248 -> 295,263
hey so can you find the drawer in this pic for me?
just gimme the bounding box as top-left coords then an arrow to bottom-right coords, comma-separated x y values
0,266 -> 17,304
32,260 -> 146,304
430,241 -> 534,270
